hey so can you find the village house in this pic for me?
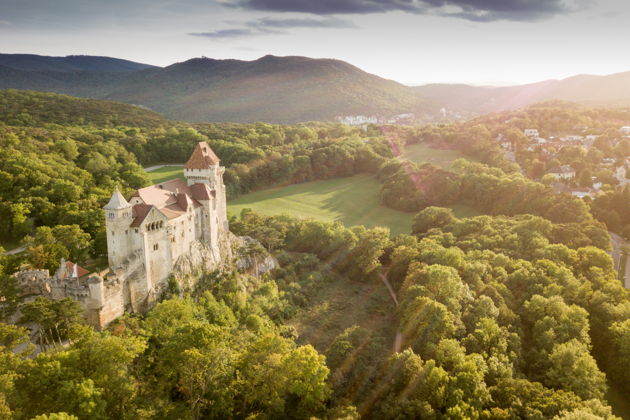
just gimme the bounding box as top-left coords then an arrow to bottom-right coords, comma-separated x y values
524,128 -> 539,138
548,165 -> 576,180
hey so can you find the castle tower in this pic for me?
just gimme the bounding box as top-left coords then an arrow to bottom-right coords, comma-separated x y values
103,187 -> 133,268
184,141 -> 229,232
184,141 -> 222,187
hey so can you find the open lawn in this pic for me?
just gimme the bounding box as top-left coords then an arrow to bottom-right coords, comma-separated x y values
402,142 -> 477,168
146,165 -> 184,184
228,175 -> 414,236
147,164 -> 479,236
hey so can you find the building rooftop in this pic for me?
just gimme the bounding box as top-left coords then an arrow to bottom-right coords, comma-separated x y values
103,187 -> 131,210
58,261 -> 90,280
184,141 -> 220,169
129,178 -> 216,227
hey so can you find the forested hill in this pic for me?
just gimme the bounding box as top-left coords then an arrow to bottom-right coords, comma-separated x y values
0,53 -> 156,73
105,55 -> 424,123
0,54 -> 424,123
0,90 -> 170,128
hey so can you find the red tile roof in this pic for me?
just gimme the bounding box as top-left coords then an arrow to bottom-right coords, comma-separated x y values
190,183 -> 215,201
126,142 -> 221,228
134,178 -> 188,209
130,204 -> 154,228
60,261 -> 90,279
184,142 -> 220,169
129,180 -> 207,227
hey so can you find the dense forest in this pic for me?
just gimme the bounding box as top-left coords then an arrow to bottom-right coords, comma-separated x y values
1,90 -> 629,419
2,205 -> 628,418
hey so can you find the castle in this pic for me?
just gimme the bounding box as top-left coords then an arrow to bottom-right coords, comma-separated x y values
14,142 -> 230,328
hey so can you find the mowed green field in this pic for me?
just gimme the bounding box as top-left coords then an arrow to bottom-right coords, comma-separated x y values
145,146 -> 480,235
228,175 -> 414,236
146,165 -> 185,184
402,142 -> 476,168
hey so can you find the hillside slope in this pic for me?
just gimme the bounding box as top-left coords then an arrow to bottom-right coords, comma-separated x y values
0,89 -> 169,127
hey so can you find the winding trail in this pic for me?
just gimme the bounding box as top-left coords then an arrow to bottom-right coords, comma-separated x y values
379,271 -> 403,353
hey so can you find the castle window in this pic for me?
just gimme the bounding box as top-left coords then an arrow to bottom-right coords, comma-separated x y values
135,229 -> 138,233
153,243 -> 159,251
109,212 -> 114,219
111,231 -> 115,236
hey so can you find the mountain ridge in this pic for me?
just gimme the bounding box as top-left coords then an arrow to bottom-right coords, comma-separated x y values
2,52 -> 630,123
0,53 -> 157,73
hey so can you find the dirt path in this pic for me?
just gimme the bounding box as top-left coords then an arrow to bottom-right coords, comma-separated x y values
379,272 -> 399,306
379,271 -> 403,352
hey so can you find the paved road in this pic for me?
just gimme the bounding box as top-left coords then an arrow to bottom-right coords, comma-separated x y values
3,245 -> 25,256
144,164 -> 182,172
610,232 -> 630,289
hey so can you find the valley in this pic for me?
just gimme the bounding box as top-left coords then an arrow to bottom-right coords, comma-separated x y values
1,89 -> 629,420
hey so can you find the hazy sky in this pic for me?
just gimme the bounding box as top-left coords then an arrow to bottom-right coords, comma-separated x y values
2,0 -> 630,85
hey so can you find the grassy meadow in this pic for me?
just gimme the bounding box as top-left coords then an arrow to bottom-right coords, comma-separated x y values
401,142 -> 477,168
228,175 -> 414,236
146,165 -> 185,184
145,144 -> 480,236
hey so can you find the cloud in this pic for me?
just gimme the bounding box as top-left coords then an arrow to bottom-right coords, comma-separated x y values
190,16 -> 355,39
229,0 -> 588,21
250,16 -> 356,29
188,28 -> 270,39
